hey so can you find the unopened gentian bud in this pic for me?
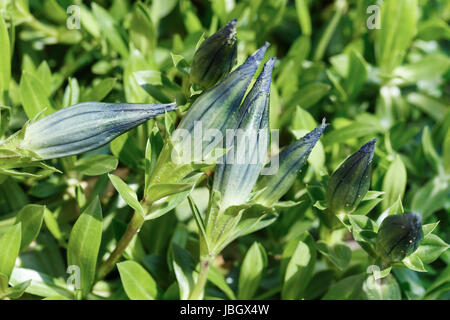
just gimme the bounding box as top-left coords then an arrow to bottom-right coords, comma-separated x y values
18,102 -> 176,159
255,120 -> 327,207
213,58 -> 274,208
375,212 -> 423,263
172,43 -> 269,163
190,19 -> 238,89
326,139 -> 376,214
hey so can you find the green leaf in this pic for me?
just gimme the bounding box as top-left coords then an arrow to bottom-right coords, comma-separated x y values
282,235 -> 316,299
322,273 -> 365,300
207,265 -> 236,300
92,3 -> 129,59
295,0 -> 311,36
422,126 -> 441,173
130,3 -> 156,55
171,53 -> 190,75
0,223 -> 21,278
14,204 -> 45,251
415,234 -> 449,264
407,92 -> 447,122
0,15 -> 11,106
411,177 -> 448,219
422,222 -> 439,238
80,78 -> 116,102
238,242 -> 267,299
444,130 -> 450,174
394,53 -> 450,86
67,197 -> 103,298
316,241 -> 352,271
403,253 -> 426,272
382,155 -> 407,210
375,0 -> 418,74
20,71 -> 56,119
322,121 -> 382,146
286,83 -> 330,109
118,260 -> 158,300
9,267 -> 73,299
363,274 -> 401,300
75,154 -> 118,176
344,50 -> 368,99
108,174 -> 144,216
43,208 -> 63,242
0,280 -> 30,300
171,244 -> 195,300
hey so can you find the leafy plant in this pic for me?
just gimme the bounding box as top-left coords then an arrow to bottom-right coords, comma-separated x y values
0,0 -> 448,301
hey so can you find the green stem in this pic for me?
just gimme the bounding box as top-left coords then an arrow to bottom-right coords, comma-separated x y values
313,0 -> 345,61
97,209 -> 146,280
188,257 -> 211,300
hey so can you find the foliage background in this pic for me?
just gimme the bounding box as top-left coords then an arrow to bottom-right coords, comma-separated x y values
0,0 -> 449,300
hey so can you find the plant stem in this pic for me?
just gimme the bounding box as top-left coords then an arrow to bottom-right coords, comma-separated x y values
97,210 -> 145,280
188,257 -> 211,300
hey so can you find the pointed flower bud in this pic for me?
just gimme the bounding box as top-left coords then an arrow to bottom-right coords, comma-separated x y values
213,58 -> 274,208
375,212 -> 423,263
190,19 -> 238,89
15,102 -> 176,159
255,120 -> 327,206
172,44 -> 269,163
326,139 -> 376,214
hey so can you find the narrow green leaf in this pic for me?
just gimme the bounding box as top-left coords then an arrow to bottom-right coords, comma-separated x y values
80,78 -> 116,102
14,204 -> 45,251
0,223 -> 21,278
118,260 -> 158,300
207,265 -> 236,300
10,267 -> 72,299
92,3 -> 129,58
108,174 -> 144,216
415,234 -> 449,264
75,155 -> 118,176
282,236 -> 316,299
363,274 -> 401,300
382,155 -> 407,210
0,280 -> 30,300
295,0 -> 311,36
67,197 -> 103,298
171,244 -> 195,300
322,274 -> 365,300
375,0 -> 418,73
316,241 -> 352,271
238,242 -> 267,299
20,71 -> 56,119
0,15 -> 11,106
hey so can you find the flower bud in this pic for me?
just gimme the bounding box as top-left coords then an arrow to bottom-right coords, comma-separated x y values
326,139 -> 376,214
213,58 -> 274,208
375,212 -> 423,263
172,43 -> 269,163
255,120 -> 327,206
18,102 -> 176,159
190,19 -> 238,89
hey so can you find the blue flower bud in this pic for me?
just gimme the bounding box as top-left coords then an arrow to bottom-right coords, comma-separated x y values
255,120 -> 327,206
375,212 -> 424,263
190,19 -> 238,89
326,139 -> 376,214
19,102 -> 176,159
213,58 -> 274,208
172,44 -> 269,162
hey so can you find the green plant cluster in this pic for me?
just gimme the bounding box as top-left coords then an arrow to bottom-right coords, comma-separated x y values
0,0 -> 449,300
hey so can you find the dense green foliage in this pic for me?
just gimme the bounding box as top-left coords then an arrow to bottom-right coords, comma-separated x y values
0,0 -> 449,300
